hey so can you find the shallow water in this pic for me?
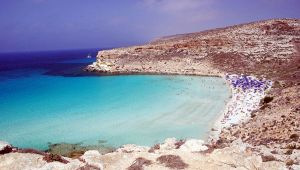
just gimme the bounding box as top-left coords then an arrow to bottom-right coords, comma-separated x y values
0,50 -> 230,150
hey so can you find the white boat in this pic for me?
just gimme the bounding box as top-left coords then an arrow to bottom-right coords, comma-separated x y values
87,54 -> 92,58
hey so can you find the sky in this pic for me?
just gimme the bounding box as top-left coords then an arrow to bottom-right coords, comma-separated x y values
0,0 -> 299,53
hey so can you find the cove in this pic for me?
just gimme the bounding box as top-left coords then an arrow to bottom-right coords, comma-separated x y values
0,74 -> 230,150
0,51 -> 230,151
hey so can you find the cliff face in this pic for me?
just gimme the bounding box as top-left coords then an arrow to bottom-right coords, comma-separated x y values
87,18 -> 300,77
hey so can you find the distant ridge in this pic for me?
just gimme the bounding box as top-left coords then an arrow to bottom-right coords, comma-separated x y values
152,18 -> 299,43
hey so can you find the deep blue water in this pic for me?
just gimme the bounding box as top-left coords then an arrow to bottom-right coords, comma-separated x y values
0,49 -> 230,150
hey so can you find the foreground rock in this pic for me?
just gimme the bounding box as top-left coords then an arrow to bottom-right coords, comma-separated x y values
0,151 -> 104,170
0,152 -> 84,170
99,138 -> 288,169
0,139 -> 288,170
0,141 -> 104,170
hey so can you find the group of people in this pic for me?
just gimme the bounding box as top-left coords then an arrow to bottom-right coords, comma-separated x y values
219,74 -> 272,127
225,74 -> 272,92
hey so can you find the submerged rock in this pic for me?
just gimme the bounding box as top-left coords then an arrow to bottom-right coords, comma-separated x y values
48,142 -> 115,158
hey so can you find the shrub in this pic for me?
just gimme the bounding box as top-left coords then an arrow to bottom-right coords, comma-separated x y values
261,155 -> 276,162
262,96 -> 274,104
156,155 -> 188,169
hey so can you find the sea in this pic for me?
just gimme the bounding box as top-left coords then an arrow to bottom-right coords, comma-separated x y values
0,49 -> 230,151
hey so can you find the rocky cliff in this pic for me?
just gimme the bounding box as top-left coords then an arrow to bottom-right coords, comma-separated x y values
87,18 -> 300,77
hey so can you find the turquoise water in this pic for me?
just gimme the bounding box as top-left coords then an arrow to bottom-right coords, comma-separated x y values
0,51 -> 230,150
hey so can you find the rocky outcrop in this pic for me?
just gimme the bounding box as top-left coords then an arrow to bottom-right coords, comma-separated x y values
97,138 -> 288,170
178,139 -> 208,152
80,150 -> 104,170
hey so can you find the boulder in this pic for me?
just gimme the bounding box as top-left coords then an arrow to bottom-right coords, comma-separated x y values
80,150 -> 103,170
179,139 -> 208,152
0,152 -> 46,170
160,138 -> 177,150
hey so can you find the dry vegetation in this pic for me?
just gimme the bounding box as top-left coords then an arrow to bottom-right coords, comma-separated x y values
156,155 -> 188,169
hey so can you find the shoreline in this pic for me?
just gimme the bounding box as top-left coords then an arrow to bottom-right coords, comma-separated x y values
85,68 -> 222,78
209,74 -> 233,140
0,73 -> 266,146
209,74 -> 272,141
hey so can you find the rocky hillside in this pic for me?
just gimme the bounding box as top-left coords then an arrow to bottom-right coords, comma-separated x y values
87,18 -> 300,77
